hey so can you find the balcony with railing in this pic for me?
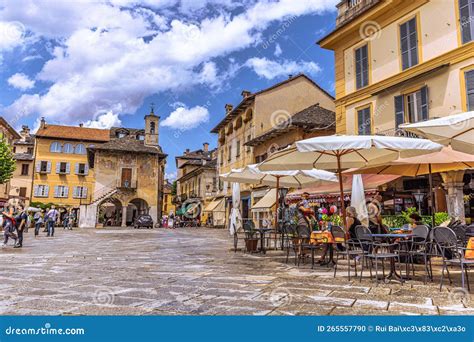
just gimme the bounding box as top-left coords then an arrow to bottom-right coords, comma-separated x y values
335,0 -> 381,28
375,127 -> 420,138
116,178 -> 137,190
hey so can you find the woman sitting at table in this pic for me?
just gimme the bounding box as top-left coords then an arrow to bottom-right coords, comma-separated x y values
346,206 -> 361,240
367,193 -> 388,234
408,213 -> 423,228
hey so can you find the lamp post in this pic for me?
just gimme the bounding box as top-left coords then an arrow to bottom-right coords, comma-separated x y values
413,191 -> 425,214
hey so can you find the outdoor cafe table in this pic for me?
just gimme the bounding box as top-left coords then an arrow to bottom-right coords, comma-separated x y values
255,228 -> 274,254
370,233 -> 414,282
309,230 -> 345,268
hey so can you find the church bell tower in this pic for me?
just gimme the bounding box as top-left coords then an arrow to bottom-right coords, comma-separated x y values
145,103 -> 159,146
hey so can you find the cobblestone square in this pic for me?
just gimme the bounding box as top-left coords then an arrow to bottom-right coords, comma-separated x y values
0,227 -> 471,316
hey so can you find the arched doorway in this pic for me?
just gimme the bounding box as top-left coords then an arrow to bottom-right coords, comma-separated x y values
97,197 -> 122,227
126,198 -> 149,225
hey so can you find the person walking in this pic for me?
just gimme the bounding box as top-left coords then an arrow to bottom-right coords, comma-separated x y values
34,209 -> 44,237
14,204 -> 28,248
2,204 -> 17,247
46,205 -> 59,237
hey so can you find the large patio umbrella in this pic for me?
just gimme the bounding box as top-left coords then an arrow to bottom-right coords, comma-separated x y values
346,146 -> 474,225
400,111 -> 473,154
259,135 -> 443,227
351,174 -> 368,226
220,164 -> 337,230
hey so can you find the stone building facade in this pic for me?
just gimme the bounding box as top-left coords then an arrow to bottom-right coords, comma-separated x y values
79,110 -> 166,227
0,117 -> 21,206
10,126 -> 35,206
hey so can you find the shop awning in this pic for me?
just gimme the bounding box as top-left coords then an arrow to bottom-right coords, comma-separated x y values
203,198 -> 225,212
251,188 -> 276,212
287,174 -> 400,202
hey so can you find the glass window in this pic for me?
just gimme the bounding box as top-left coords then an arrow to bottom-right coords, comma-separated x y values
357,106 -> 372,135
459,0 -> 474,44
465,69 -> 474,111
75,144 -> 86,154
50,142 -> 62,153
63,143 -> 74,153
355,44 -> 369,89
406,87 -> 428,123
400,17 -> 419,70
55,185 -> 68,198
36,185 -> 49,197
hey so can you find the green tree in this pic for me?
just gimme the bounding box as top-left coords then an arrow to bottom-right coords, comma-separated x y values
171,180 -> 177,196
0,138 -> 15,184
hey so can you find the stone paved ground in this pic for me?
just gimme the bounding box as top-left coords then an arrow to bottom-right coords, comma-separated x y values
0,227 -> 472,315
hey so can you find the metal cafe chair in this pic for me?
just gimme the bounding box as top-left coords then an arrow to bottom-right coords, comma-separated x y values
433,227 -> 474,291
284,223 -> 298,264
356,225 -> 402,284
294,224 -> 312,267
333,225 -> 367,281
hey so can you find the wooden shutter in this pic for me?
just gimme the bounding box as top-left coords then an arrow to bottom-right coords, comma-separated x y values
33,185 -> 39,197
56,162 -> 60,174
44,185 -> 49,197
82,187 -> 88,199
465,69 -> 474,111
72,186 -> 77,198
400,18 -> 418,70
75,163 -> 79,175
420,86 -> 429,121
54,185 -> 59,198
35,162 -> 41,173
46,161 -> 52,173
355,47 -> 362,89
395,95 -> 405,128
64,186 -> 69,198
84,164 -> 89,175
459,0 -> 473,44
66,162 -> 70,174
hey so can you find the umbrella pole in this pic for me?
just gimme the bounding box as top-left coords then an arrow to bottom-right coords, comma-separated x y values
428,163 -> 435,227
275,176 -> 280,233
336,154 -> 347,229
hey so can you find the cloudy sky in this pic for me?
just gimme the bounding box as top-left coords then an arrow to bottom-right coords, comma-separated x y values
0,0 -> 338,179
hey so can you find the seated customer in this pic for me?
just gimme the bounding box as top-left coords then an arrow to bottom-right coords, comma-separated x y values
346,206 -> 361,240
408,212 -> 423,228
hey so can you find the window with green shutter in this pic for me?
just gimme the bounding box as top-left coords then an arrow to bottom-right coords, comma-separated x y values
357,106 -> 371,135
400,17 -> 419,70
465,69 -> 474,111
394,86 -> 429,128
355,44 -> 369,89
459,0 -> 474,44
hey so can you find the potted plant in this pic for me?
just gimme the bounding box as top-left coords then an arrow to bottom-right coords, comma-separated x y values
243,222 -> 259,252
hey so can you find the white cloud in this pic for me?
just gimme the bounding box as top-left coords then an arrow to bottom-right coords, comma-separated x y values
165,171 -> 177,181
245,57 -> 322,80
0,21 -> 25,51
7,73 -> 35,90
161,105 -> 209,130
1,0 -> 336,124
84,111 -> 121,129
274,43 -> 282,57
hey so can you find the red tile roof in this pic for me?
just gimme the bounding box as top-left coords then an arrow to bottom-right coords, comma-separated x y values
36,124 -> 110,142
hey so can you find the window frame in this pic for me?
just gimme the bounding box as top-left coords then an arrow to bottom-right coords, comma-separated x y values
354,43 -> 370,89
74,144 -> 86,155
50,141 -> 62,153
63,143 -> 74,154
355,104 -> 373,135
398,14 -> 422,71
460,64 -> 474,112
20,163 -> 29,176
458,0 -> 474,45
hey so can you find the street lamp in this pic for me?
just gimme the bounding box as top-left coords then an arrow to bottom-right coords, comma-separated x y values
413,191 -> 425,214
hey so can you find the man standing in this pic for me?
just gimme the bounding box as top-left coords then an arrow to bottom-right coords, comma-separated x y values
2,204 -> 17,247
46,205 -> 59,237
14,204 -> 28,248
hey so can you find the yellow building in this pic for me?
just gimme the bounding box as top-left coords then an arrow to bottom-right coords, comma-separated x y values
10,126 -> 35,206
211,74 -> 335,224
32,119 -> 110,216
162,180 -> 176,216
318,0 -> 474,219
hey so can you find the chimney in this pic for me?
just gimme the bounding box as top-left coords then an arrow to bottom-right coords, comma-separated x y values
225,104 -> 233,114
40,117 -> 46,129
79,123 -> 83,127
203,142 -> 209,152
288,74 -> 293,79
20,125 -> 30,141
185,148 -> 190,155
241,90 -> 251,98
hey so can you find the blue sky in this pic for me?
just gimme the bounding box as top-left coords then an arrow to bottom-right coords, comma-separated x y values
0,0 -> 338,179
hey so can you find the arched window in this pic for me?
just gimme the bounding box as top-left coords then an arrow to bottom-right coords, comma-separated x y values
63,143 -> 74,154
75,144 -> 86,155
150,121 -> 155,134
50,142 -> 62,153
